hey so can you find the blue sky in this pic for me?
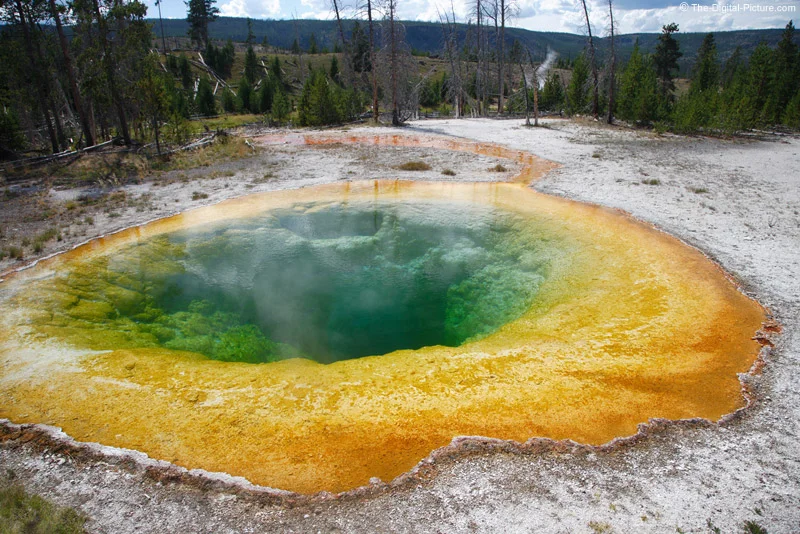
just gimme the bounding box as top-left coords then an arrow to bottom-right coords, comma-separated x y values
144,0 -> 798,35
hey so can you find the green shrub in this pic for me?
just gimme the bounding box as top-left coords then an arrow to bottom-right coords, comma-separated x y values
0,483 -> 86,533
195,78 -> 216,117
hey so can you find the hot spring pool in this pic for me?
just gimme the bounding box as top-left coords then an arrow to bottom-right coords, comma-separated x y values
0,177 -> 765,494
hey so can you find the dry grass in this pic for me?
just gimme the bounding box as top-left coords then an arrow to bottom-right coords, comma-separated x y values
441,169 -> 456,176
0,482 -> 87,533
488,164 -> 508,172
396,161 -> 432,171
153,138 -> 258,173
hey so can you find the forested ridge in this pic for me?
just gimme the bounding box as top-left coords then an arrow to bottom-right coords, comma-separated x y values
147,17 -> 799,69
1,0 -> 798,162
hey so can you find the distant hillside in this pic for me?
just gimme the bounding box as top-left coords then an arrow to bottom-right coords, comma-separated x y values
150,17 -> 797,71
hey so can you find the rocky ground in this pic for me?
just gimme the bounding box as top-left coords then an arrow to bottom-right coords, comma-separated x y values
1,119 -> 799,533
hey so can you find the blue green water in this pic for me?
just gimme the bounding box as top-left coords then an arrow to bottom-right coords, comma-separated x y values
34,200 -> 554,364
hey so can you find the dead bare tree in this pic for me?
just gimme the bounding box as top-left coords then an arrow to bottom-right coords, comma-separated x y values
606,0 -> 616,124
472,0 -> 487,115
330,0 -> 357,87
379,0 -> 415,125
579,0 -> 599,119
438,2 -> 465,117
388,0 -> 399,124
518,59 -> 531,125
482,0 -> 515,115
527,48 -> 539,126
356,0 -> 380,121
331,0 -> 347,47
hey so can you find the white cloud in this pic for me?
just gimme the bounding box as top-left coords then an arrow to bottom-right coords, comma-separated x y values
219,0 -> 282,18
208,0 -> 797,34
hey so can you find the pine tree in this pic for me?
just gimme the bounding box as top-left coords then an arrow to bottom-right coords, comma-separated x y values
539,72 -> 565,112
186,0 -> 219,49
258,79 -> 274,113
238,78 -> 254,113
783,90 -> 800,128
138,53 -> 171,154
653,23 -> 682,105
246,17 -> 255,46
270,56 -> 283,85
179,55 -> 193,90
770,21 -> 799,124
673,34 -> 719,131
196,77 -> 216,116
298,70 -> 339,126
742,43 -> 775,126
566,53 -> 589,115
272,89 -> 290,122
351,21 -> 371,73
617,42 -> 659,124
0,109 -> 25,158
244,46 -> 258,84
309,33 -> 318,54
222,89 -> 237,112
721,46 -> 744,89
330,55 -> 340,84
690,33 -> 719,94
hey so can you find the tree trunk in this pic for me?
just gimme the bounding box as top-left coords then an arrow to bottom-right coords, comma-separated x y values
49,0 -> 95,146
476,0 -> 483,115
606,0 -> 616,124
156,0 -> 167,52
49,97 -> 67,147
580,0 -> 599,119
520,62 -> 530,126
498,0 -> 505,115
527,48 -> 538,126
92,0 -> 131,144
153,116 -> 161,155
14,0 -> 60,152
389,0 -> 400,126
41,105 -> 60,153
367,0 -> 379,122
331,0 -> 354,87
332,0 -> 347,49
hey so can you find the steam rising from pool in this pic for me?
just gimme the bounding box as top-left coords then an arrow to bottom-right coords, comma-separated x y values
47,201 -> 551,364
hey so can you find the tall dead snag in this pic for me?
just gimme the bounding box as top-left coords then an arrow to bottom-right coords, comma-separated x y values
386,0 -> 400,125
366,0 -> 379,122
438,2 -> 464,117
498,0 -> 505,114
48,0 -> 94,146
155,0 -> 167,52
330,0 -> 355,87
518,60 -> 530,126
528,48 -> 539,126
379,0 -> 414,125
473,0 -> 486,115
606,0 -> 616,124
579,0 -> 599,119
